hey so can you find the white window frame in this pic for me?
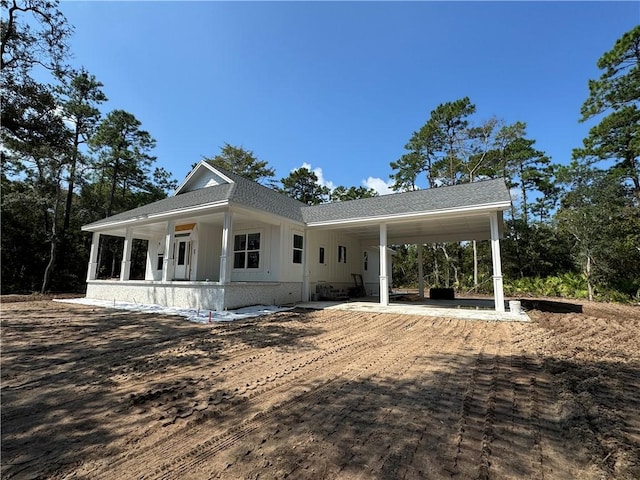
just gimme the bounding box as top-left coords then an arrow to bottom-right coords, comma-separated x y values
232,230 -> 262,270
292,232 -> 304,264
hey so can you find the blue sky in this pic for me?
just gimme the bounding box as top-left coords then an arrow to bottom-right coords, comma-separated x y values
59,1 -> 639,194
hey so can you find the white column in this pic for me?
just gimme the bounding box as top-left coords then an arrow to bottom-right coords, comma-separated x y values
417,244 -> 424,299
120,227 -> 133,281
489,212 -> 505,312
87,232 -> 100,281
302,229 -> 310,301
379,223 -> 389,306
219,211 -> 233,284
162,220 -> 175,282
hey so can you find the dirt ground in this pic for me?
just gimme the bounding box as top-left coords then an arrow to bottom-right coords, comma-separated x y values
1,298 -> 639,479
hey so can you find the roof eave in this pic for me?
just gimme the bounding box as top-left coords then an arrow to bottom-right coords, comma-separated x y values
82,200 -> 230,232
305,201 -> 511,228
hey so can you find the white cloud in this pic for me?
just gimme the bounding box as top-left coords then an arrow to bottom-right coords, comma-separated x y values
363,176 -> 394,196
297,162 -> 336,191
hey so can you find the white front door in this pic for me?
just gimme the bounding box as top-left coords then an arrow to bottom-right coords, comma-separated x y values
173,239 -> 191,280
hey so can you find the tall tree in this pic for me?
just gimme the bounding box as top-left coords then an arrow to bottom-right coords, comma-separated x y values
1,0 -> 71,78
556,164 -> 640,300
329,185 -> 378,202
576,25 -> 640,203
89,110 -> 157,217
1,80 -> 71,292
278,167 -> 330,205
430,97 -> 476,186
203,143 -> 275,184
56,68 -> 108,232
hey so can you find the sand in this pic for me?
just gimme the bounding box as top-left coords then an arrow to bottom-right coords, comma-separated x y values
1,297 -> 639,479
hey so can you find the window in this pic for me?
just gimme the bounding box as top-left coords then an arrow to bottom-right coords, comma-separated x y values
338,245 -> 347,263
293,234 -> 304,264
177,242 -> 187,265
319,247 -> 325,264
363,251 -> 368,271
234,232 -> 260,269
157,254 -> 164,271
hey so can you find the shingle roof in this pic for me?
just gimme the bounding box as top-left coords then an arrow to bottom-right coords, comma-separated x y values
83,165 -> 307,229
218,168 -> 307,222
301,178 -> 511,224
83,163 -> 510,231
82,183 -> 235,229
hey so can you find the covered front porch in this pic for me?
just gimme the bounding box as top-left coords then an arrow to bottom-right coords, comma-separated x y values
83,204 -> 304,311
85,279 -> 303,312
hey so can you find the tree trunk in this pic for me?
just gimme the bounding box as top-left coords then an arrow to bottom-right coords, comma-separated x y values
585,254 -> 594,302
41,180 -> 62,293
41,236 -> 57,294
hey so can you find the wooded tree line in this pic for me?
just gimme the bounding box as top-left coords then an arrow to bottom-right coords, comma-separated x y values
2,2 -> 638,301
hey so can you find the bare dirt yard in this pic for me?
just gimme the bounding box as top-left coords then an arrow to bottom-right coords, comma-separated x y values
1,297 -> 639,479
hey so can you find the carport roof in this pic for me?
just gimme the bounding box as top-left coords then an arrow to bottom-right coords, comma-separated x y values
301,178 -> 511,225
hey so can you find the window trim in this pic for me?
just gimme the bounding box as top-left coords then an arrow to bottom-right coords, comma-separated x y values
232,230 -> 262,270
292,233 -> 304,264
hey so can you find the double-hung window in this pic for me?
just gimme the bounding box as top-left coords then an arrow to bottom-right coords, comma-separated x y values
234,232 -> 260,269
293,234 -> 304,264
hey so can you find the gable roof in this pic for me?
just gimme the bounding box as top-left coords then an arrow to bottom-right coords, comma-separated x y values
83,161 -> 511,232
83,162 -> 306,230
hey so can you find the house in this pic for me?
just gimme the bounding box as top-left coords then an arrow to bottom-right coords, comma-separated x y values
82,161 -> 512,312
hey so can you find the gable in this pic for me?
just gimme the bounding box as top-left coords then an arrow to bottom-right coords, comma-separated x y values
174,161 -> 234,195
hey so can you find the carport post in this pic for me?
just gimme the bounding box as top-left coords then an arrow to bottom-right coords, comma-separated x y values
379,223 -> 389,306
120,227 -> 133,281
489,212 -> 505,312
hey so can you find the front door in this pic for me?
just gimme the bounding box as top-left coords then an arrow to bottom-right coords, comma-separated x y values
173,239 -> 191,280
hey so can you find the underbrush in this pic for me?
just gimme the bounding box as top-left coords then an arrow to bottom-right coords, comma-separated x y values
504,273 -> 639,303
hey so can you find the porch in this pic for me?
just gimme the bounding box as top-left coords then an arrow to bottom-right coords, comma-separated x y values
85,279 -> 302,312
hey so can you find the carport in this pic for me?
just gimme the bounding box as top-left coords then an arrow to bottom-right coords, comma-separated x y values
302,179 -> 512,313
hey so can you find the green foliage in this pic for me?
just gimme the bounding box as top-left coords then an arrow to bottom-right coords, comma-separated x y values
329,185 -> 378,202
504,273 -> 590,299
202,143 -> 275,185
278,167 -> 330,205
89,109 -> 157,217
576,25 -> 640,203
0,0 -> 72,79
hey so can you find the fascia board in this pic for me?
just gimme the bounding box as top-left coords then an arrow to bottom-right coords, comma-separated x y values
81,200 -> 229,232
305,201 -> 511,228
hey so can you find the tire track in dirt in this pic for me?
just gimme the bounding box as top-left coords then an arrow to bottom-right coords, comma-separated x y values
82,313 -> 423,479
345,319 -> 476,480
155,320 -> 425,479
212,317 -> 466,480
210,318 -> 469,480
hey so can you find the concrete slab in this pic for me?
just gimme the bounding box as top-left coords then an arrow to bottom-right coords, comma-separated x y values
295,300 -> 530,322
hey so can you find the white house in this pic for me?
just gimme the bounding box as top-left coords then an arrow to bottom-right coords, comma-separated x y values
82,161 -> 511,312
